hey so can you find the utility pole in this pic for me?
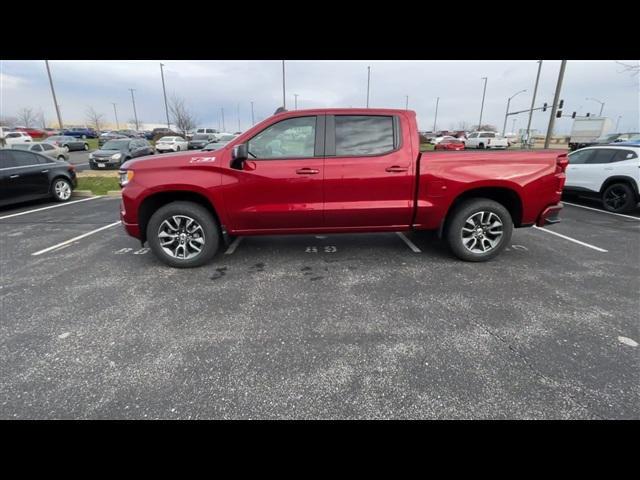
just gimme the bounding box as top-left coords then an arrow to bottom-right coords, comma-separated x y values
111,103 -> 119,129
512,118 -> 517,135
525,60 -> 543,148
129,88 -> 139,130
251,101 -> 255,125
294,94 -> 298,110
45,60 -> 63,129
160,63 -> 170,129
586,97 -> 605,117
366,66 -> 371,108
544,60 -> 567,149
616,115 -> 622,131
282,60 -> 286,109
237,103 -> 241,132
433,97 -> 440,132
478,77 -> 488,129
502,89 -> 527,136
405,95 -> 409,110
221,107 -> 225,132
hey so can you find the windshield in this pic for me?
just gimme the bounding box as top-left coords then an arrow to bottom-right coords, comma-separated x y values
192,134 -> 210,140
102,140 -> 129,150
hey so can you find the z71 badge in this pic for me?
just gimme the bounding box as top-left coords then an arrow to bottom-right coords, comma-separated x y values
189,156 -> 216,163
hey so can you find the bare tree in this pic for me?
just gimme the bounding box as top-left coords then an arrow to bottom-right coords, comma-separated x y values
168,94 -> 197,137
0,115 -> 18,127
16,107 -> 37,127
85,106 -> 105,131
616,61 -> 639,77
37,109 -> 47,129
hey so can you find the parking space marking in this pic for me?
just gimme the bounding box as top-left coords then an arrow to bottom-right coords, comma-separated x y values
533,226 -> 608,253
0,196 -> 104,220
563,201 -> 640,221
396,232 -> 421,253
224,236 -> 243,255
31,221 -> 122,256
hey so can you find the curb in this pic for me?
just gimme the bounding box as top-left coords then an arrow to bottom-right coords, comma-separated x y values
106,190 -> 122,197
71,190 -> 94,198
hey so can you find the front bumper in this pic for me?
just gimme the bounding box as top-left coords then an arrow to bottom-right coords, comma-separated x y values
537,202 -> 563,227
90,158 -> 121,169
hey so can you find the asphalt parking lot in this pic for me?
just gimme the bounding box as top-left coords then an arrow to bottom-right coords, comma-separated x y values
0,195 -> 638,419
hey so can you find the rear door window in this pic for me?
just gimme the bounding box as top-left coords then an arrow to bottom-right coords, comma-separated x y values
334,115 -> 395,156
568,149 -> 594,164
611,149 -> 638,162
586,149 -> 617,164
9,150 -> 40,167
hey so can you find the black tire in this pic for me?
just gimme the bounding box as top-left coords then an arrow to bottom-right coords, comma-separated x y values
51,177 -> 72,202
147,201 -> 220,268
82,134 -> 87,139
57,155 -> 66,161
445,198 -> 513,262
602,183 -> 637,213
83,143 -> 89,151
63,145 -> 70,152
478,143 -> 485,149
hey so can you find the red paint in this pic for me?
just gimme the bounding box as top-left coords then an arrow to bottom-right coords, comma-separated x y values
14,127 -> 46,139
120,108 -> 564,240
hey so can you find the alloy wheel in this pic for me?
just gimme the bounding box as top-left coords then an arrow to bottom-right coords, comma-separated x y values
157,215 -> 205,260
461,211 -> 504,253
54,180 -> 71,200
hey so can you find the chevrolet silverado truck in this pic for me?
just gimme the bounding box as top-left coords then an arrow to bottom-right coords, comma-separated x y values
119,108 -> 567,267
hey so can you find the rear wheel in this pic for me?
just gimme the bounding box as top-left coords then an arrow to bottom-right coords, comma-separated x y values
602,183 -> 636,213
63,145 -> 70,152
478,143 -> 485,149
83,143 -> 89,151
51,178 -> 72,202
445,198 -> 513,262
147,201 -> 220,268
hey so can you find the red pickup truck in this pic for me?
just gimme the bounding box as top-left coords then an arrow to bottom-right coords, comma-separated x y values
119,108 -> 567,267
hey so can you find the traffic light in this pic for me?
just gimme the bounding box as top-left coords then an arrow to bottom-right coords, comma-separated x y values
572,112 -> 576,119
558,99 -> 564,109
586,113 -> 590,117
543,102 -> 548,112
556,110 -> 562,118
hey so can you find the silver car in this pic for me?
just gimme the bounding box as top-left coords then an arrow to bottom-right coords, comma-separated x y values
12,142 -> 69,161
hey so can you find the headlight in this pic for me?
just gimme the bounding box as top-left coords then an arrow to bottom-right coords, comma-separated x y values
89,153 -> 94,159
112,153 -> 122,160
119,170 -> 134,187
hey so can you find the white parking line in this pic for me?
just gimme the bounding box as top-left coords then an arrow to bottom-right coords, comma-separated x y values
32,221 -> 122,256
563,201 -> 640,221
0,196 -> 104,220
396,232 -> 421,253
224,236 -> 243,255
533,226 -> 608,253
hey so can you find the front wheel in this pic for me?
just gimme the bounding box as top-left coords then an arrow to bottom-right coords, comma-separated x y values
445,198 -> 513,262
602,183 -> 636,213
63,145 -> 70,152
83,143 -> 89,151
51,178 -> 72,202
147,201 -> 220,268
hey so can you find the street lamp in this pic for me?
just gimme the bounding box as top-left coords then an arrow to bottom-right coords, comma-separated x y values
128,88 -> 139,131
160,63 -> 170,129
502,89 -> 527,136
586,97 -> 605,117
111,103 -> 119,129
294,94 -> 299,110
366,66 -> 371,108
478,77 -> 488,129
433,97 -> 440,133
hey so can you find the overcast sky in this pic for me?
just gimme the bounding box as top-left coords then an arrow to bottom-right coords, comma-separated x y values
1,60 -> 638,134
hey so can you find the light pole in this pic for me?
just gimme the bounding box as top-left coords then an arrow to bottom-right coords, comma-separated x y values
111,103 -> 119,129
615,115 -> 622,131
129,88 -> 139,130
405,95 -> 409,110
366,66 -> 371,108
478,77 -> 488,130
237,103 -> 241,132
221,107 -> 225,132
586,97 -> 605,117
44,60 -> 63,129
511,118 -> 517,135
160,63 -> 171,129
433,97 -> 440,133
294,94 -> 298,110
525,60 -> 543,148
251,101 -> 255,125
544,60 -> 567,149
502,89 -> 526,136
282,60 -> 286,109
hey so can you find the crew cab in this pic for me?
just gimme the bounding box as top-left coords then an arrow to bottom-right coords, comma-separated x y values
465,131 -> 509,149
118,108 -> 567,268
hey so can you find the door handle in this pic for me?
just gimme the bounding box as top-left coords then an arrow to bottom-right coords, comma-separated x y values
9,174 -> 20,179
385,166 -> 408,173
296,168 -> 319,174
41,169 -> 49,173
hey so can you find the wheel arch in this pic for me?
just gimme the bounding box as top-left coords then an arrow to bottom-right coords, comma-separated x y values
599,176 -> 640,200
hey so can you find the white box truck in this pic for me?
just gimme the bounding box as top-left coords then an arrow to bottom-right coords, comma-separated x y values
569,117 -> 614,151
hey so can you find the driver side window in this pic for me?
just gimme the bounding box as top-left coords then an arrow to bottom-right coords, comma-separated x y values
248,116 -> 316,159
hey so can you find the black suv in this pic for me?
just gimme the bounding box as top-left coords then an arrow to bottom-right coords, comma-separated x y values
89,138 -> 154,169
0,149 -> 77,207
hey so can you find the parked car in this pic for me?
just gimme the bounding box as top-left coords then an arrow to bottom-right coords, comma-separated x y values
188,134 -> 217,150
143,130 -> 154,140
44,135 -> 89,152
62,127 -> 98,139
89,138 -> 154,169
434,138 -> 466,151
588,132 -> 640,147
465,132 -> 509,149
15,127 -> 47,139
118,108 -> 567,268
11,142 -> 69,161
429,135 -> 456,145
43,128 -> 62,136
201,134 -> 238,151
195,128 -> 218,136
2,131 -> 33,147
564,145 -> 639,213
0,149 -> 77,206
155,136 -> 188,153
99,131 -> 129,146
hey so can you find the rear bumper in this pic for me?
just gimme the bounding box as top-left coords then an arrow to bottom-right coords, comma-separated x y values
537,202 -> 563,227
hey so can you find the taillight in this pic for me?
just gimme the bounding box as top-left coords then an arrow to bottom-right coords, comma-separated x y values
556,153 -> 569,173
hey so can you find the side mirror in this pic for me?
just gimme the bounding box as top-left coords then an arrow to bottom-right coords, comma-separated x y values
231,143 -> 248,170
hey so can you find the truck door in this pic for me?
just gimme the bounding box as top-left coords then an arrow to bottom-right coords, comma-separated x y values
222,115 -> 325,232
323,114 -> 414,228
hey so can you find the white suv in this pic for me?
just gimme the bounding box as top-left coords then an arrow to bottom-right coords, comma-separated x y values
1,131 -> 33,147
465,131 -> 509,149
564,145 -> 640,213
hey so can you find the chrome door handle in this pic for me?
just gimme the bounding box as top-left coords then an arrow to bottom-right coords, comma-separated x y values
385,166 -> 408,173
41,169 -> 49,173
296,168 -> 319,174
9,174 -> 20,179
